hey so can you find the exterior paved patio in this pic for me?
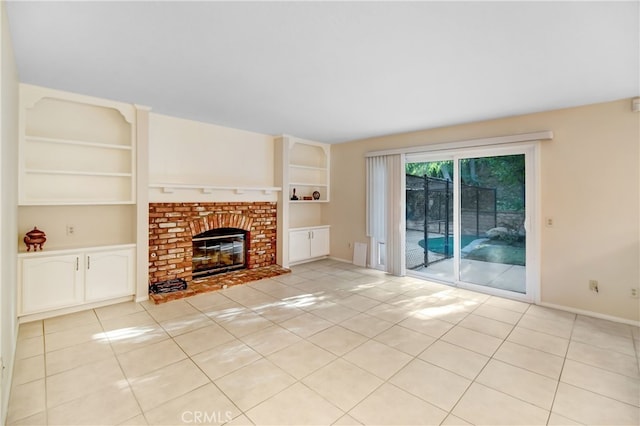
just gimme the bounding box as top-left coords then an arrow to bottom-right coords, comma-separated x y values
406,230 -> 526,294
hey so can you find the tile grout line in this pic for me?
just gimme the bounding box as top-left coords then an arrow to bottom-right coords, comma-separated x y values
181,290 -> 295,425
122,300 -> 244,424
444,299 -> 530,425
216,268 -> 411,424
93,306 -> 150,426
545,309 -> 578,426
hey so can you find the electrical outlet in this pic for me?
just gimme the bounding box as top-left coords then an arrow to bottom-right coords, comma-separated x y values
545,217 -> 554,227
589,280 -> 599,293
631,288 -> 639,298
66,225 -> 75,236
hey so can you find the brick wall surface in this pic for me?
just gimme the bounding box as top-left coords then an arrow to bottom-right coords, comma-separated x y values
148,202 -> 277,286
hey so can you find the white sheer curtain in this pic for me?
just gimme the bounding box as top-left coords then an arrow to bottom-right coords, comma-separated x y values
366,154 -> 405,276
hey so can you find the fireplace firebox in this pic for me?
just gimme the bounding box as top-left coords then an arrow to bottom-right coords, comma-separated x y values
192,228 -> 247,278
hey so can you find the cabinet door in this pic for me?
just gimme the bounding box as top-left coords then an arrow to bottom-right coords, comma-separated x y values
289,230 -> 311,263
21,254 -> 83,314
85,248 -> 135,302
310,228 -> 330,258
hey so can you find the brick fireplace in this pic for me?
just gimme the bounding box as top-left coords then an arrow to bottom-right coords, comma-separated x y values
148,202 -> 279,296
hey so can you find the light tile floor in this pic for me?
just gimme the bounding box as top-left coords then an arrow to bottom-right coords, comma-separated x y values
6,259 -> 640,425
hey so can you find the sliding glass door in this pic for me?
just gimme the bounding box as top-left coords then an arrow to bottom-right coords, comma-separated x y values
457,153 -> 527,294
405,145 -> 535,301
405,158 -> 455,282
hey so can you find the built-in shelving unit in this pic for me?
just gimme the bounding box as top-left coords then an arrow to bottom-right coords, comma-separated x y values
19,86 -> 136,206
17,84 -> 144,317
275,135 -> 331,267
288,140 -> 330,202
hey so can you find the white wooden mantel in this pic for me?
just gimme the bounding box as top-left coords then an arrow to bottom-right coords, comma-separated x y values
149,183 -> 281,195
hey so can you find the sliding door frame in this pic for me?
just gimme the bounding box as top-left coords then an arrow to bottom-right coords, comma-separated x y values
454,144 -> 538,303
405,142 -> 540,303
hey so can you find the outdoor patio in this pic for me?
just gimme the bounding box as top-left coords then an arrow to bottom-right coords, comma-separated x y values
406,230 -> 526,294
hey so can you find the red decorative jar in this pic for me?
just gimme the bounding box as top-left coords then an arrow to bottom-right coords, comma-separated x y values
24,227 -> 46,251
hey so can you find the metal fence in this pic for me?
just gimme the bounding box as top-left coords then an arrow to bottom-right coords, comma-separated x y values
406,174 -> 497,270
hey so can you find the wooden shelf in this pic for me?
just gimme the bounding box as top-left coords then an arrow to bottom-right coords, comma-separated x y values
25,135 -> 132,150
19,200 -> 135,206
18,243 -> 136,257
289,182 -> 328,187
289,164 -> 327,171
289,200 -> 329,204
149,183 -> 282,195
25,169 -> 132,177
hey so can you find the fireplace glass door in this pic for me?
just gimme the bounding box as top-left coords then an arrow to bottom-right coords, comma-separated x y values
192,229 -> 246,277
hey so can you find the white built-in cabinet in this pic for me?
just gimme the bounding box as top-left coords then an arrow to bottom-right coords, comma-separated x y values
19,253 -> 83,314
84,247 -> 136,302
276,136 -> 331,267
17,84 -> 143,319
289,226 -> 330,264
18,245 -> 135,316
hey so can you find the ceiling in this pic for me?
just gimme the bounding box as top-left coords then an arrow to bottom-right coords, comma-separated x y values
5,1 -> 639,144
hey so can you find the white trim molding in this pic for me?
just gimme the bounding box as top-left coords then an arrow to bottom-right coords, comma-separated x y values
365,131 -> 553,157
149,183 -> 281,195
148,183 -> 282,203
539,302 -> 640,327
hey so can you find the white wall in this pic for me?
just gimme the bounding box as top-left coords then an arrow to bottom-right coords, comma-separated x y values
0,0 -> 20,421
148,113 -> 276,202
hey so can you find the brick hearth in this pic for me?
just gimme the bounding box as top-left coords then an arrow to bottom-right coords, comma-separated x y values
149,202 -> 287,303
149,264 -> 290,304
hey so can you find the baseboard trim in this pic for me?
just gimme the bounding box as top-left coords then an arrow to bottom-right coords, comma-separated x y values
135,295 -> 150,303
289,255 -> 330,267
538,301 -> 640,327
1,322 -> 19,426
327,256 -> 351,264
327,256 -> 377,269
18,295 -> 135,323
